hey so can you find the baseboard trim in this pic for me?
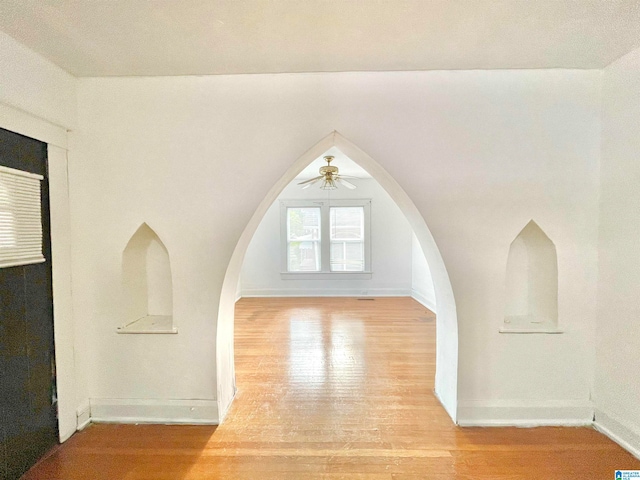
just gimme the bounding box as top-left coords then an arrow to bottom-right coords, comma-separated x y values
89,398 -> 219,425
410,289 -> 437,313
76,399 -> 91,431
457,400 -> 594,427
240,288 -> 412,297
594,408 -> 640,460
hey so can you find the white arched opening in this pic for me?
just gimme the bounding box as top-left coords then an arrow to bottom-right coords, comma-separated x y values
216,131 -> 459,422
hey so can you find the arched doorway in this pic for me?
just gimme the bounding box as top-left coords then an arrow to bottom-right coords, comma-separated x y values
216,131 -> 459,422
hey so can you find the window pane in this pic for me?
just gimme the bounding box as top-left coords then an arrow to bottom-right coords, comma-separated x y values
330,207 -> 365,271
288,207 -> 321,241
330,207 -> 363,240
288,241 -> 321,272
287,207 -> 321,272
330,241 -> 364,271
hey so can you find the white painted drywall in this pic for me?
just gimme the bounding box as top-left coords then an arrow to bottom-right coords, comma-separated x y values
0,31 -> 76,129
594,46 -> 640,455
411,233 -> 436,313
68,69 -> 601,425
240,178 -> 413,297
505,235 -> 530,315
147,236 -> 173,316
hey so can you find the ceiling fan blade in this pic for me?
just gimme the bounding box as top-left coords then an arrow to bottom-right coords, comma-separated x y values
337,175 -> 362,179
301,177 -> 323,189
297,175 -> 323,185
336,177 -> 357,189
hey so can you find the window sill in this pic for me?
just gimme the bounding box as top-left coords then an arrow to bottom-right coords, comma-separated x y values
280,271 -> 373,280
117,315 -> 177,334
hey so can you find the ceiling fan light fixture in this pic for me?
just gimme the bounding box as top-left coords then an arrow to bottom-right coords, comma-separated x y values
297,154 -> 357,190
320,177 -> 337,190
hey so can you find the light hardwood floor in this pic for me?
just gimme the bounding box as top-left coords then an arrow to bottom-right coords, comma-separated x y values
24,297 -> 640,479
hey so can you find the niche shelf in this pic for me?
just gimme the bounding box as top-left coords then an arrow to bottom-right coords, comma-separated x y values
117,223 -> 176,334
501,220 -> 561,334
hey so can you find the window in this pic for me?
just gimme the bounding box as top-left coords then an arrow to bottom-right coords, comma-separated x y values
281,199 -> 371,276
286,207 -> 321,272
0,165 -> 45,268
330,206 -> 365,271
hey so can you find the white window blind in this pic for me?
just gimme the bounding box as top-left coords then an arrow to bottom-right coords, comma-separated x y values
0,165 -> 45,268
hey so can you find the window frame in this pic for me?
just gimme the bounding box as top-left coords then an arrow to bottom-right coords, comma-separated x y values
280,199 -> 371,279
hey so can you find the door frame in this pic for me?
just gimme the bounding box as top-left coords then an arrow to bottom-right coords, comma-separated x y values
0,103 -> 78,442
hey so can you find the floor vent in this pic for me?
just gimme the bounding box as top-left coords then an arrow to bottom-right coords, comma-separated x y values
357,298 -> 375,301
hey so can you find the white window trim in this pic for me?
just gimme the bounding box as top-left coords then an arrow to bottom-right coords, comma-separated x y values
280,199 -> 372,279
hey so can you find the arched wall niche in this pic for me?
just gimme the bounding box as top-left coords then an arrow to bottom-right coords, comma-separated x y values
216,131 -> 459,422
118,222 -> 176,334
501,219 -> 560,334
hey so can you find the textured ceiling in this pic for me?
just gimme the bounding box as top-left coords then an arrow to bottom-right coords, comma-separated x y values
1,0 -> 639,77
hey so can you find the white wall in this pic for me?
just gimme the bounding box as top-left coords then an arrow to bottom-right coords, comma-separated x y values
70,69 -> 601,425
240,178 -> 413,297
0,31 -> 76,128
594,46 -> 640,457
147,236 -> 173,316
411,233 -> 436,312
0,33 -> 79,440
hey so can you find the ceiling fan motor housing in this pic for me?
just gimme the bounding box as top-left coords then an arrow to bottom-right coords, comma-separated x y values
297,154 -> 356,190
320,155 -> 338,177
320,165 -> 338,176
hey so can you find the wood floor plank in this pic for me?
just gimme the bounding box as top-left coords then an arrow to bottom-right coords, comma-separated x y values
22,297 -> 640,479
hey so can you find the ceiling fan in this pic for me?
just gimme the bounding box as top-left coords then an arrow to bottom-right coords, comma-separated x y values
297,156 -> 357,190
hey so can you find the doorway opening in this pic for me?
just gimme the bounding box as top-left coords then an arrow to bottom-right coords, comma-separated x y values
216,132 -> 458,423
